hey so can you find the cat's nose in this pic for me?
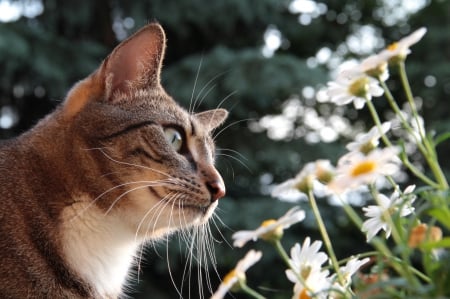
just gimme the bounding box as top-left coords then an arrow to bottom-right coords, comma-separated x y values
207,180 -> 226,202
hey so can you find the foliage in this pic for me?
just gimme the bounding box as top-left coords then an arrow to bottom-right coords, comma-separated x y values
213,28 -> 450,299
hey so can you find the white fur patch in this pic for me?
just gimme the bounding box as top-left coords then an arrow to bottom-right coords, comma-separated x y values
60,201 -> 139,298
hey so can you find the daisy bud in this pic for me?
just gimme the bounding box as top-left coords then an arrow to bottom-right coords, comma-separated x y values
294,174 -> 314,193
364,61 -> 388,80
348,77 -> 370,98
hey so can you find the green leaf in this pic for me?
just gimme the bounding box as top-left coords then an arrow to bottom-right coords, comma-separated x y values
434,132 -> 450,146
428,208 -> 450,229
420,237 -> 450,250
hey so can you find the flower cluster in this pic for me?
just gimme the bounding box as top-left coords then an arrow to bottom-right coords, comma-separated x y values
212,27 -> 448,299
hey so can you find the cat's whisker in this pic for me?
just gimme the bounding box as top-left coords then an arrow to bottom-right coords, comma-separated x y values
104,182 -> 176,216
135,199 -> 169,281
218,147 -> 249,162
194,83 -> 217,114
210,214 -> 234,248
212,118 -> 253,141
164,197 -> 185,299
206,90 -> 238,130
93,147 -> 176,179
135,193 -> 176,278
134,193 -> 174,243
191,70 -> 229,113
188,55 -> 204,114
179,202 -> 196,297
217,152 -> 252,173
68,179 -> 174,224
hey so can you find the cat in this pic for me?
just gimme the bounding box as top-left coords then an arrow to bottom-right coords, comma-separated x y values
0,23 -> 228,298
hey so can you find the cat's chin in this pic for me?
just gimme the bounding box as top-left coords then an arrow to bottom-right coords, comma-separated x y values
181,200 -> 218,225
127,197 -> 218,239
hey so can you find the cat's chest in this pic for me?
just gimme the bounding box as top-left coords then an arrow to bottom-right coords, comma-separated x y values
60,201 -> 139,298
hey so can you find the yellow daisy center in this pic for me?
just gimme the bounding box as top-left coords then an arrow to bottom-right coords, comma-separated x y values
351,160 -> 376,177
300,265 -> 312,280
223,269 -> 237,284
348,77 -> 369,98
299,289 -> 312,299
387,42 -> 399,51
261,219 -> 277,227
260,219 -> 283,242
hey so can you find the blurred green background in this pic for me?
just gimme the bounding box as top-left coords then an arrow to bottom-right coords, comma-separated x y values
0,0 -> 449,298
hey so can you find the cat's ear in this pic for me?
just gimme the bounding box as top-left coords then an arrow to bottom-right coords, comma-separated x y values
103,23 -> 166,96
194,109 -> 228,132
63,23 -> 166,118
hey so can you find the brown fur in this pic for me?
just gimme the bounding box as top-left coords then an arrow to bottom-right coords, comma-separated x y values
0,23 -> 227,298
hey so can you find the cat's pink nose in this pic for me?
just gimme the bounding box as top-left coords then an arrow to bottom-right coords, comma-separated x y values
207,180 -> 226,202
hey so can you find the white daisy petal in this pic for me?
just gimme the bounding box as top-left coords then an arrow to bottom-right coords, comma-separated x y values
231,207 -> 305,248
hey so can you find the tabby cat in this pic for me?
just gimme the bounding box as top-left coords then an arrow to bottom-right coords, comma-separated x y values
0,23 -> 228,298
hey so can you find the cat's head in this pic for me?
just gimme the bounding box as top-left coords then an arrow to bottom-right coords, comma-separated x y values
61,24 -> 227,239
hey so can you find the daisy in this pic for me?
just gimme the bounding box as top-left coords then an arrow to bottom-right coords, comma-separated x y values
336,257 -> 370,287
379,27 -> 427,63
328,147 -> 400,194
232,206 -> 305,247
211,250 -> 262,299
361,185 -> 416,242
271,160 -> 335,197
286,237 -> 331,299
360,54 -> 389,82
346,122 -> 391,154
290,270 -> 331,299
327,257 -> 370,298
326,68 -> 384,110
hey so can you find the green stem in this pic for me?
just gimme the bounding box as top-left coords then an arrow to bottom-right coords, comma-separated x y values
365,99 -> 392,147
398,61 -> 425,140
273,239 -> 292,269
308,189 -> 345,285
377,78 -> 443,188
398,62 -> 448,189
238,280 -> 266,299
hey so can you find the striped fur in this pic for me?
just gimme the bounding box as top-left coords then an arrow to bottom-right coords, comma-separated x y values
0,23 -> 227,298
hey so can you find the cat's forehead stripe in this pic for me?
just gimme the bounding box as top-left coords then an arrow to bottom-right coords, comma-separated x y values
190,119 -> 196,137
100,120 -> 156,140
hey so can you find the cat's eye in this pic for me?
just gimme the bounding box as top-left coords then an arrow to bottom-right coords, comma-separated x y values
163,127 -> 183,152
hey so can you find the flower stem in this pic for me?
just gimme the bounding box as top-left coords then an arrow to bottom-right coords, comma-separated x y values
273,239 -> 292,269
371,81 -> 442,188
308,189 -> 345,285
238,280 -> 266,299
365,98 -> 392,147
398,62 -> 448,189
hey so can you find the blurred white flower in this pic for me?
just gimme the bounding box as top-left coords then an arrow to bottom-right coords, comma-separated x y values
380,27 -> 427,62
326,68 -> 384,109
232,206 -> 305,248
329,147 -> 400,193
271,160 -> 335,197
211,250 -> 262,299
346,122 -> 391,154
362,185 -> 416,242
360,54 -> 389,81
337,257 -> 370,287
290,270 -> 330,299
